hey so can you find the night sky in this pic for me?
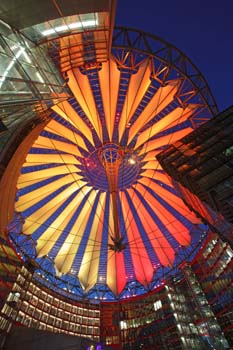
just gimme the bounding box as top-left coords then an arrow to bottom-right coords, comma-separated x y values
115,0 -> 233,112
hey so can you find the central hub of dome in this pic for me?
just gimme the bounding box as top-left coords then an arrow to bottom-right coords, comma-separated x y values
99,144 -> 124,193
82,144 -> 141,191
99,143 -> 123,165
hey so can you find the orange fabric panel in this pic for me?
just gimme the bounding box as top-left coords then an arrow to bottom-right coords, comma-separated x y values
138,177 -> 200,225
141,160 -> 163,170
133,183 -> 191,247
121,192 -> 154,286
107,201 -> 118,294
135,105 -> 196,149
127,188 -> 175,266
141,170 -> 173,187
138,127 -> 193,155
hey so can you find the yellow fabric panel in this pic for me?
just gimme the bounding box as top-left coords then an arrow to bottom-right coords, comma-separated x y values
34,136 -> 82,158
45,119 -> 88,151
21,181 -> 87,235
55,189 -> 97,273
18,165 -> 80,186
37,186 -> 93,260
118,59 -> 151,142
138,177 -> 200,224
78,192 -> 106,291
36,192 -> 89,257
138,127 -> 193,156
134,105 -> 195,149
128,83 -> 179,145
68,69 -> 103,142
26,153 -> 81,165
16,173 -> 83,211
52,102 -> 94,146
98,59 -> 120,141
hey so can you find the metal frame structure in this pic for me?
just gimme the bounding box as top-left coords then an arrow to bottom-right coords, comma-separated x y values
1,26 -> 220,302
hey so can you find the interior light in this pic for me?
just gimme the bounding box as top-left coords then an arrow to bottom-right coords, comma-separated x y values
68,22 -> 82,29
0,47 -> 25,88
41,19 -> 98,37
36,72 -> 45,83
55,25 -> 69,32
41,28 -> 56,36
128,157 -> 136,165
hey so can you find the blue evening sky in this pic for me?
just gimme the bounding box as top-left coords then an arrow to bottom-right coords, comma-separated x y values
115,0 -> 233,112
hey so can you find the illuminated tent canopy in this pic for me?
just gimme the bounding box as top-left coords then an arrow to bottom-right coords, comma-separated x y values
9,28 -> 216,300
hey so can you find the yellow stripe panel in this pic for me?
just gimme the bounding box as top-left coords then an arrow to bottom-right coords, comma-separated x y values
18,165 -> 81,186
55,189 -> 97,273
26,153 -> 81,165
34,136 -> 82,158
52,102 -> 94,146
98,59 -> 120,141
134,105 -> 195,149
36,191 -> 90,257
138,127 -> 193,155
21,181 -> 87,235
78,192 -> 106,291
118,59 -> 151,142
128,83 -> 179,145
16,173 -> 82,211
45,119 -> 88,151
68,68 -> 103,142
127,187 -> 175,266
138,177 -> 200,224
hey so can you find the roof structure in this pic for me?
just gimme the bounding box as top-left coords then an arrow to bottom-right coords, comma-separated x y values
0,3 -> 218,301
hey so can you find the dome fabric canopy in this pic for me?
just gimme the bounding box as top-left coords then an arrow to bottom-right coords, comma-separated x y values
14,53 -> 206,297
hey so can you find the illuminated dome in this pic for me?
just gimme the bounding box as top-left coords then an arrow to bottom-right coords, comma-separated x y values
8,28 -> 216,301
